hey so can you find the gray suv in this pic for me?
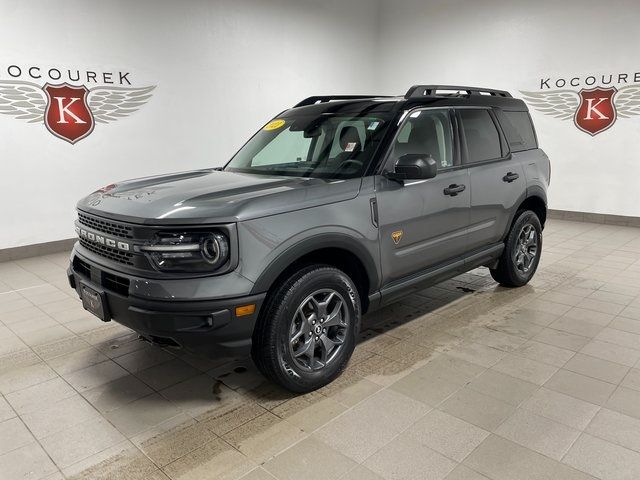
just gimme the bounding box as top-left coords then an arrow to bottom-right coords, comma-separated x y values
67,85 -> 550,392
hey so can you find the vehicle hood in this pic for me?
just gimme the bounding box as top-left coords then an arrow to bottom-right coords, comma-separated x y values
77,169 -> 362,225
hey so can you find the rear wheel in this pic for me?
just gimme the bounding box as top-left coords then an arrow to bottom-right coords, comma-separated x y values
252,265 -> 359,393
490,210 -> 542,287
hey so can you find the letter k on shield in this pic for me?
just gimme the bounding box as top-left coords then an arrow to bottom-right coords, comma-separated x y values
44,83 -> 94,144
574,87 -> 617,136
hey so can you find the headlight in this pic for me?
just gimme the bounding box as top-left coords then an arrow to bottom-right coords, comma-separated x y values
140,232 -> 230,273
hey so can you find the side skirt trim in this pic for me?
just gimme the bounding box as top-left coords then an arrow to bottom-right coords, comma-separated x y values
368,242 -> 504,309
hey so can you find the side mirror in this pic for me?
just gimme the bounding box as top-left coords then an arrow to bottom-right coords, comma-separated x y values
387,154 -> 438,180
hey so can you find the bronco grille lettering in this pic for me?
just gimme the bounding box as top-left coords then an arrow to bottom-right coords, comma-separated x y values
75,225 -> 131,252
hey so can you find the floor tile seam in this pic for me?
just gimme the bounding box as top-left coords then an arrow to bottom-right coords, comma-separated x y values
558,360 -> 624,465
141,424 -> 243,477
10,335 -> 143,474
578,337 -> 640,365
7,320 -> 77,347
570,406 -> 640,457
1,388 -> 65,479
489,406 -> 584,466
579,333 -> 640,357
559,357 -> 630,384
506,345 -> 576,370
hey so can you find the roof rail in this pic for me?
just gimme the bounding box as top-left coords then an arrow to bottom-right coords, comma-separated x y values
294,95 -> 389,108
405,85 -> 512,99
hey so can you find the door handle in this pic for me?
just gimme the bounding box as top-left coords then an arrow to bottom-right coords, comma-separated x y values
443,184 -> 466,196
503,172 -> 520,183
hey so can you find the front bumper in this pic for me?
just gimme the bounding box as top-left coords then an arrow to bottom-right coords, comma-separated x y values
67,251 -> 265,358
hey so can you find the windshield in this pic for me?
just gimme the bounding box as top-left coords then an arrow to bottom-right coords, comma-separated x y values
224,112 -> 392,178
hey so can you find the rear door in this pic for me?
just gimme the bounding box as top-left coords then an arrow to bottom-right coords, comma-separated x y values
375,108 -> 470,284
457,108 -> 526,252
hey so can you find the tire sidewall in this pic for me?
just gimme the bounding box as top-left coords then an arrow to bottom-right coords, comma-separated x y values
272,267 -> 359,390
507,210 -> 543,284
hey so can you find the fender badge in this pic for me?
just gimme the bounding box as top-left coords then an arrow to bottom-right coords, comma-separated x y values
391,230 -> 403,245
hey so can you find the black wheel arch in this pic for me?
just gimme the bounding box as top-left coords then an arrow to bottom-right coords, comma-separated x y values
503,190 -> 547,242
522,187 -> 548,226
251,234 -> 379,314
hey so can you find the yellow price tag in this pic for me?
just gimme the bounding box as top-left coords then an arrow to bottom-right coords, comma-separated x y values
263,119 -> 286,131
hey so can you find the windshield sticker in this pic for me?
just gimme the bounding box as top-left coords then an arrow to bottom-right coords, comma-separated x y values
263,119 -> 286,131
344,142 -> 357,152
368,121 -> 380,130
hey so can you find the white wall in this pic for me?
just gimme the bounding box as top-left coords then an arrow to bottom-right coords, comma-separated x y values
3,0 -> 639,250
377,0 -> 640,218
0,0 -> 379,248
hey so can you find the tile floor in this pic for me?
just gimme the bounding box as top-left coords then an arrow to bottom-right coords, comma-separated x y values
1,218 -> 640,479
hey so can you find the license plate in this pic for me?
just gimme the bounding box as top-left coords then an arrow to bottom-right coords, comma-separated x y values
80,284 -> 109,322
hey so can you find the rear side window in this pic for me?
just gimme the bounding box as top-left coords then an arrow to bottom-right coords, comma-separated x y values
458,109 -> 502,163
496,110 -> 538,152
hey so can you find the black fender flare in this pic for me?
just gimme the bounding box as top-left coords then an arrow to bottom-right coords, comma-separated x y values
251,233 -> 380,295
502,186 -> 548,241
527,184 -> 548,208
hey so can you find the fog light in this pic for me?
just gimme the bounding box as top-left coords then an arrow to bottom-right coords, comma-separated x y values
235,304 -> 256,317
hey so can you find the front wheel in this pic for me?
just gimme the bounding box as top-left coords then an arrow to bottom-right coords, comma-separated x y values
490,210 -> 542,287
252,265 -> 360,393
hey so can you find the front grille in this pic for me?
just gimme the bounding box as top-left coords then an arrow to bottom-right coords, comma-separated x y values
79,238 -> 134,266
78,212 -> 133,239
72,254 -> 131,297
102,272 -> 130,296
73,256 -> 91,278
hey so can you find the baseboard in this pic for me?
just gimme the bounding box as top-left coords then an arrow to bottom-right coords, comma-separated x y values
0,238 -> 76,263
548,209 -> 640,227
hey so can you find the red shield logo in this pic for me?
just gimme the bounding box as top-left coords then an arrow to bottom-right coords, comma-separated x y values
44,83 -> 94,144
574,87 -> 617,136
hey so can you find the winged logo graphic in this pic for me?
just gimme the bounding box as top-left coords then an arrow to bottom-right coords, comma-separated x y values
520,84 -> 640,136
0,80 -> 155,144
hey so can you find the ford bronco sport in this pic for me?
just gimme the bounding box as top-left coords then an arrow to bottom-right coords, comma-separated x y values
68,85 -> 550,392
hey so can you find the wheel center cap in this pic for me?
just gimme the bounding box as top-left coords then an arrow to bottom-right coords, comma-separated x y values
315,325 -> 322,335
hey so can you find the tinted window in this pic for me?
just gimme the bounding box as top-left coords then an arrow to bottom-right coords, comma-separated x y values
459,109 -> 502,163
393,110 -> 454,169
497,110 -> 538,152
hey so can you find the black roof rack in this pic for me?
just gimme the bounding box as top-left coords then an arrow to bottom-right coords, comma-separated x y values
293,86 -> 515,110
294,95 -> 390,108
405,85 -> 512,99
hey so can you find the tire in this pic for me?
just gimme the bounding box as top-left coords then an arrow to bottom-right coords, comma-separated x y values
251,265 -> 360,393
490,210 -> 543,288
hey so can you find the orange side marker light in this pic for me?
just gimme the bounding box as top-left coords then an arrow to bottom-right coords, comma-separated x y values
235,304 -> 256,317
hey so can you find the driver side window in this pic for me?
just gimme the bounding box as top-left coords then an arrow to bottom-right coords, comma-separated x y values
393,110 -> 454,169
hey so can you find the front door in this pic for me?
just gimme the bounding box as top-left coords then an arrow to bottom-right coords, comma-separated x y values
375,108 -> 471,286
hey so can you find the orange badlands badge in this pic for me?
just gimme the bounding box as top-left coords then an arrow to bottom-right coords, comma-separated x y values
391,230 -> 403,245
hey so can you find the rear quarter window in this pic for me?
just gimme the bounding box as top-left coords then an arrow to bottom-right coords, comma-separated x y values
496,110 -> 538,152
